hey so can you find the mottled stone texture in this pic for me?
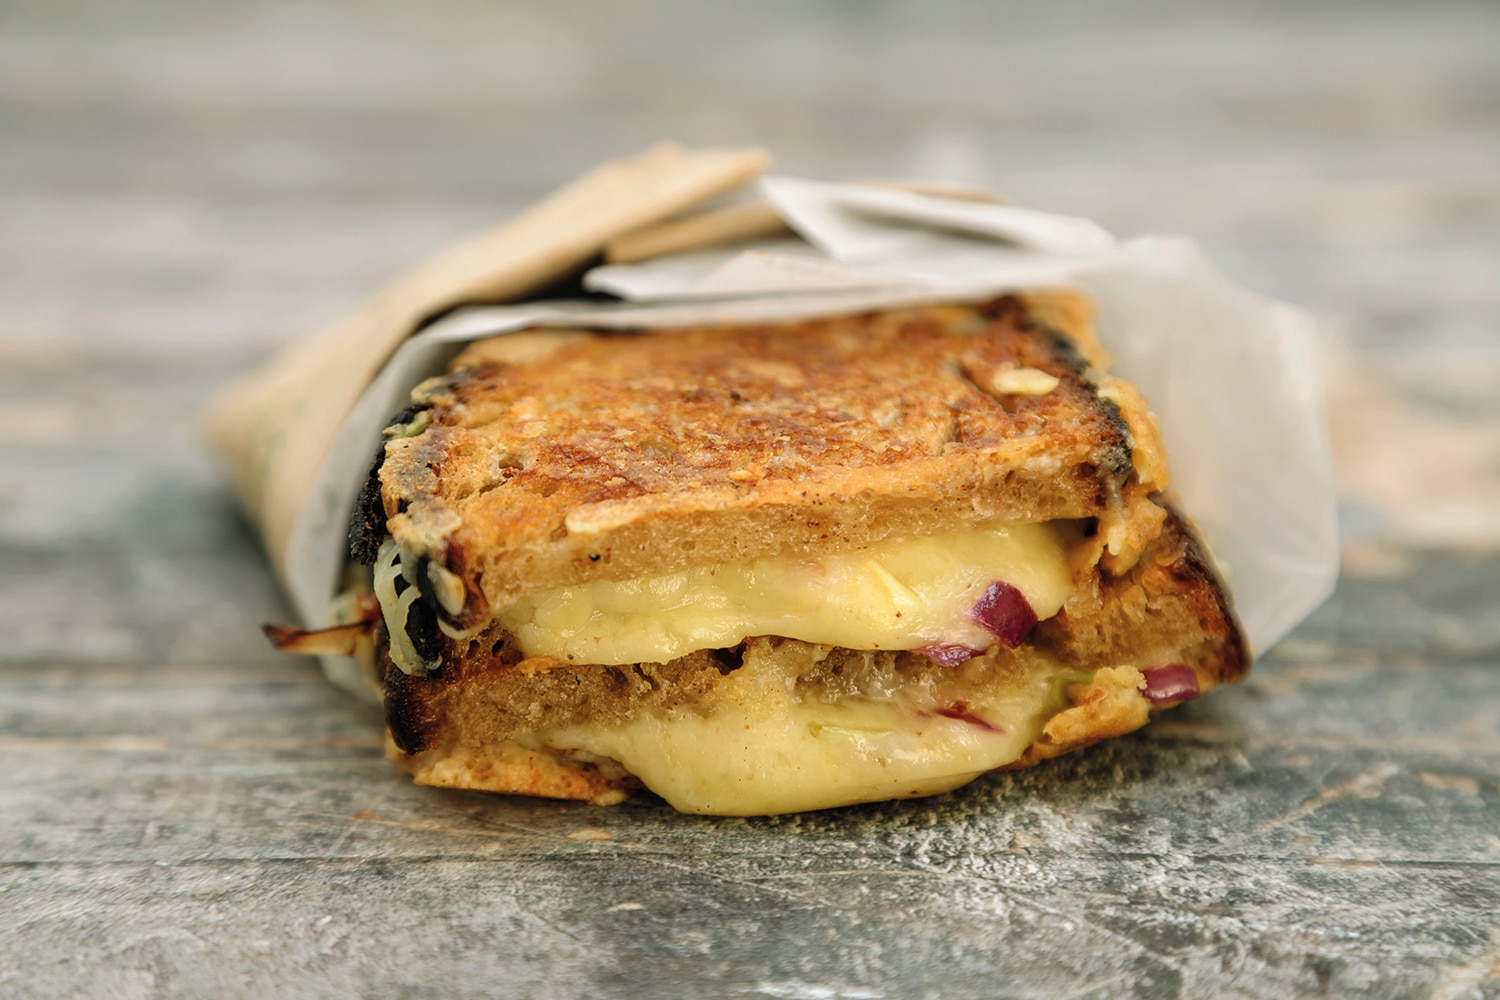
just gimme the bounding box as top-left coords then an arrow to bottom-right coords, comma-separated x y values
2,0 -> 1498,996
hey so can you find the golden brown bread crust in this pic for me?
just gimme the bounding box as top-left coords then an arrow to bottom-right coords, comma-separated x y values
1004,511 -> 1248,769
364,294 -> 1148,617
1034,507 -> 1246,685
388,731 -> 638,806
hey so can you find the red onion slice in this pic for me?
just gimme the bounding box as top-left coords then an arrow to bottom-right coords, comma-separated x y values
969,580 -> 1038,648
920,644 -> 985,667
934,702 -> 1004,733
1141,664 -> 1201,704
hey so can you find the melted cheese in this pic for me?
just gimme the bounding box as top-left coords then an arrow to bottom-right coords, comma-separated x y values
524,650 -> 1072,815
500,521 -> 1074,666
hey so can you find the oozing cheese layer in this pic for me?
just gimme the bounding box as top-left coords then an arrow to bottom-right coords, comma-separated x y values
523,648 -> 1074,815
499,521 -> 1074,666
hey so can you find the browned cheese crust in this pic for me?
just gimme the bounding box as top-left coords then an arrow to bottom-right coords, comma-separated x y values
1006,510 -> 1247,769
356,293 -> 1247,806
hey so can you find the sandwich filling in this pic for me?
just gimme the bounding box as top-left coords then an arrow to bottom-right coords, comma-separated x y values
371,518 -> 1085,814
497,519 -> 1073,666
517,640 -> 1078,815
375,520 -> 1077,675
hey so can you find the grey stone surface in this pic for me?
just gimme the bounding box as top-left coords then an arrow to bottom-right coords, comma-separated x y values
3,605 -> 1499,998
2,0 -> 1498,997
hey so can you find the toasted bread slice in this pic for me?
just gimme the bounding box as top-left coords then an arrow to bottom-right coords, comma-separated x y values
359,294 -> 1160,611
338,294 -> 1245,814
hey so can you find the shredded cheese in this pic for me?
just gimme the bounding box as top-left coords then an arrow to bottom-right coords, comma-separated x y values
374,537 -> 439,675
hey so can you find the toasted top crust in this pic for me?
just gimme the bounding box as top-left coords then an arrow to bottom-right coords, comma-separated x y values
362,293 -> 1161,615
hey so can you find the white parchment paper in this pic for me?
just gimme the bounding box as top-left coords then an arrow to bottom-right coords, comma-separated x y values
289,178 -> 1338,696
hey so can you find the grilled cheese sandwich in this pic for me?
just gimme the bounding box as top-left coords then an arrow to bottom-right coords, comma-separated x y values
274,292 -> 1246,814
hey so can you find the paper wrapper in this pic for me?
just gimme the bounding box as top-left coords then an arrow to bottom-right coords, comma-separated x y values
205,145 -> 1338,699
